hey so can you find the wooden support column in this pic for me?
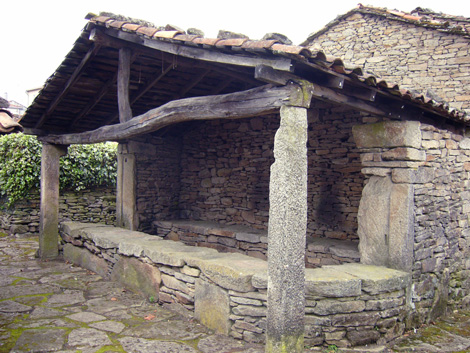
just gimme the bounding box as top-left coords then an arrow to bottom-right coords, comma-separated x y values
39,143 -> 68,259
266,105 -> 308,353
118,47 -> 133,122
116,142 -> 137,230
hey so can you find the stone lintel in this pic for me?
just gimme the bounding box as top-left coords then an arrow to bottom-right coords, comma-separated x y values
353,121 -> 422,149
392,167 -> 435,184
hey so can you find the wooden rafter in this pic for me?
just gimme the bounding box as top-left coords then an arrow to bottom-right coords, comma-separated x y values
174,68 -> 211,99
35,43 -> 102,129
39,84 -> 299,145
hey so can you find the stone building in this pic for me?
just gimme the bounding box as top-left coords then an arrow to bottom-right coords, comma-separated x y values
302,5 -> 470,113
18,12 -> 470,350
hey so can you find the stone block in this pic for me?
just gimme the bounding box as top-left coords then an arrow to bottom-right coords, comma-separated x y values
392,167 -> 435,184
382,147 -> 426,161
63,243 -> 109,277
305,267 -> 362,298
194,279 -> 230,334
311,299 -> 365,316
111,256 -> 161,299
353,121 -> 421,149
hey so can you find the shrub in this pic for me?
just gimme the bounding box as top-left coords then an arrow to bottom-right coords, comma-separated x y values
0,133 -> 117,208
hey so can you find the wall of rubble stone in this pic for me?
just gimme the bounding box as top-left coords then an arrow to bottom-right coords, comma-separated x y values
353,117 -> 470,325
0,188 -> 115,236
60,222 -> 410,348
138,108 -> 364,242
307,12 -> 470,113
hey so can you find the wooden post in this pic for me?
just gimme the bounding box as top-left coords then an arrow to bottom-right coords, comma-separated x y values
39,143 -> 67,259
266,105 -> 308,353
118,47 -> 133,122
116,142 -> 137,230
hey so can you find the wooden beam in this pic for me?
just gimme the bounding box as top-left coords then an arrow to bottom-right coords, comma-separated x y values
39,84 -> 297,145
174,68 -> 211,99
255,65 -> 385,116
106,28 -> 294,72
105,63 -> 174,125
118,47 -> 133,122
35,43 -> 101,129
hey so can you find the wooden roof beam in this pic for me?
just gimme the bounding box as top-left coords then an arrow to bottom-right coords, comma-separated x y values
35,43 -> 101,129
39,84 -> 300,145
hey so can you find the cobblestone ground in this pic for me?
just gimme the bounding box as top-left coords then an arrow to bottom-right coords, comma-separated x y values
1,233 -> 470,353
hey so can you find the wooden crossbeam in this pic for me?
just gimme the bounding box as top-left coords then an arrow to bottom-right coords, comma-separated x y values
39,84 -> 298,145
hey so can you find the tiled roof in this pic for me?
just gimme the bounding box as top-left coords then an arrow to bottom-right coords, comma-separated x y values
87,13 -> 468,124
303,4 -> 470,44
21,12 -> 468,132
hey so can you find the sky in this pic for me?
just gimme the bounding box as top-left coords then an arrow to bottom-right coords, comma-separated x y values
1,0 -> 470,106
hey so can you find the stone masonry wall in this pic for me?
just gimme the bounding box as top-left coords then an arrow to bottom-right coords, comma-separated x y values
353,117 -> 470,325
0,187 -> 116,236
307,12 -> 470,113
173,108 -> 364,243
60,221 -> 411,348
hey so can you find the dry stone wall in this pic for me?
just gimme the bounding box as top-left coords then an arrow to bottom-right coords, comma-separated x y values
307,12 -> 470,113
353,116 -> 470,325
60,221 -> 410,348
0,188 -> 115,236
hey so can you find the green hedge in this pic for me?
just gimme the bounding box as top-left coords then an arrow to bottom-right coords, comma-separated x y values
0,134 -> 117,208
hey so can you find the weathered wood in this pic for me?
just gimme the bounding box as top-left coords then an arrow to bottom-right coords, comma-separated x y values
107,28 -> 294,72
256,65 -> 385,116
35,43 -> 101,129
118,47 -> 133,122
39,84 -> 296,145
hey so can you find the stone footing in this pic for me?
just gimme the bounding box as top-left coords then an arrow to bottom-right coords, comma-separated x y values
60,222 -> 411,348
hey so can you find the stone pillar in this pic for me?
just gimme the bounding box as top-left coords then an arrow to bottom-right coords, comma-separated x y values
39,142 -> 67,259
116,142 -> 137,230
266,105 -> 308,353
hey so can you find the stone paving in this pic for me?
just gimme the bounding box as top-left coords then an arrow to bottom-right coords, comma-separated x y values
2,233 -> 470,353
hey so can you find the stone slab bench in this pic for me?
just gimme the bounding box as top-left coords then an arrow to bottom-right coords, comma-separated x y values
60,221 -> 411,348
152,219 -> 360,267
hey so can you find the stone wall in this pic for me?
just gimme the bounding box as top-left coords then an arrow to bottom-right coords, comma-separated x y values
307,12 -> 470,113
137,108 -> 364,246
0,188 -> 115,236
353,117 -> 470,325
60,221 -> 410,348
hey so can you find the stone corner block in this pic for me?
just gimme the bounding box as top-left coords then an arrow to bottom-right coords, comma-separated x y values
63,243 -> 109,278
194,279 -> 230,335
392,167 -> 435,184
353,121 -> 421,149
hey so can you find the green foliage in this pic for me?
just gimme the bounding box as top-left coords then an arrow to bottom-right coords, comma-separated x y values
0,133 -> 117,208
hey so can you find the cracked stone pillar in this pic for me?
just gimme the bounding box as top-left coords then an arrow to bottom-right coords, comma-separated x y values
266,105 -> 308,353
39,142 -> 67,259
116,142 -> 137,230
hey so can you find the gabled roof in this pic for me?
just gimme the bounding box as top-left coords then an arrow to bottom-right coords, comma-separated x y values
302,5 -> 470,46
20,12 -> 468,137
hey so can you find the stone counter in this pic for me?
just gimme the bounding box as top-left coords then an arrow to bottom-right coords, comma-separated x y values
60,222 -> 410,348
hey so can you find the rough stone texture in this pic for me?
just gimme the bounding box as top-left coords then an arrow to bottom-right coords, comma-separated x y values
266,106 -> 308,352
59,222 -> 411,347
63,243 -> 109,277
0,187 -> 115,236
110,256 -> 161,299
358,175 -> 392,268
195,279 -> 230,334
353,121 -> 422,149
306,11 -> 470,113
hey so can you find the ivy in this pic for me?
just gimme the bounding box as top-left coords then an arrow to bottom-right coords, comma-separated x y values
0,134 -> 117,208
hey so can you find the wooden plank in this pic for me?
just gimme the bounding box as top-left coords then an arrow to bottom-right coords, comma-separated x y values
35,43 -> 102,129
107,28 -> 294,72
118,47 -> 133,122
39,84 -> 296,145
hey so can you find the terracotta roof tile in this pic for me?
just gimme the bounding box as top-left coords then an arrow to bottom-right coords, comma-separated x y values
216,38 -> 249,47
192,37 -> 222,46
271,44 -> 312,57
122,23 -> 142,32
136,26 -> 159,38
107,20 -> 129,29
241,40 -> 279,50
153,30 -> 184,39
173,34 -> 203,42
93,16 -> 112,25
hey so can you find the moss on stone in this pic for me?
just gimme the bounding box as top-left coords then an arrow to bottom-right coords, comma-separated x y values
265,333 -> 304,353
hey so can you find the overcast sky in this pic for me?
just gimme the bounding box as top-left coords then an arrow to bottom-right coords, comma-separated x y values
2,0 -> 470,105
